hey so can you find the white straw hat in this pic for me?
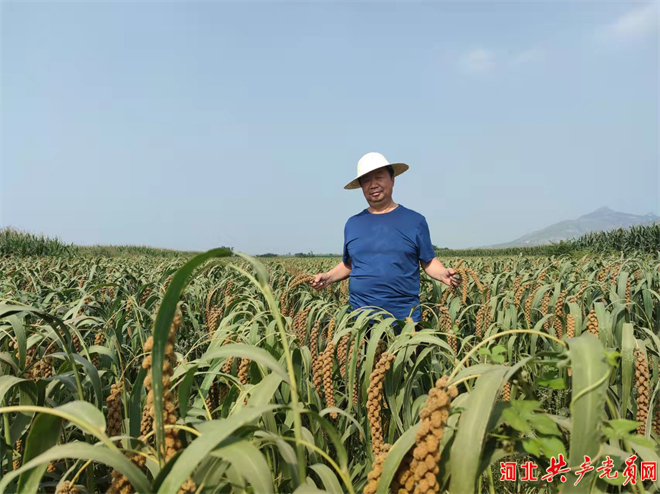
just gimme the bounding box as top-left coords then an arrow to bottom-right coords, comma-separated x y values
344,152 -> 409,190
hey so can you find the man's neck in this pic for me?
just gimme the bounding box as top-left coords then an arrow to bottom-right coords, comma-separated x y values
368,200 -> 398,214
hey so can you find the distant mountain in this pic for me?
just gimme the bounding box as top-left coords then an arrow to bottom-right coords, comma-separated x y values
481,207 -> 660,249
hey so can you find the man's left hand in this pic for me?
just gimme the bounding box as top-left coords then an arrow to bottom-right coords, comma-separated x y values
440,267 -> 461,288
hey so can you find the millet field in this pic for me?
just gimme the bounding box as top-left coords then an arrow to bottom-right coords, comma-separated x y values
1,225 -> 660,494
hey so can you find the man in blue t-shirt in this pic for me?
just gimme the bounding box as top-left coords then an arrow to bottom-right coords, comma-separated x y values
310,152 -> 460,326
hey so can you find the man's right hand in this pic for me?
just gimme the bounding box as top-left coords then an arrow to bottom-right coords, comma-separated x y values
310,272 -> 331,291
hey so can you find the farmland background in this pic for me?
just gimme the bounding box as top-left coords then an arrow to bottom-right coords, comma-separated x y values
1,224 -> 660,493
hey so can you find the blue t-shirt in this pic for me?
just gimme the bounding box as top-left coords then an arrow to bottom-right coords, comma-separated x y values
342,204 -> 436,323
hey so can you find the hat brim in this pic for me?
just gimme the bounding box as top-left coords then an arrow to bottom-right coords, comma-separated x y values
344,163 -> 409,190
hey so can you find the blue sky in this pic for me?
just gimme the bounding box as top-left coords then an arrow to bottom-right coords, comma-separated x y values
1,1 -> 658,254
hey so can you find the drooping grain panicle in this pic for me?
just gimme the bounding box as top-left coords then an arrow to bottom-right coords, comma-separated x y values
364,443 -> 391,494
106,381 -> 123,444
475,304 -> 485,340
654,363 -> 660,436
322,329 -> 337,417
586,309 -> 599,337
553,290 -> 567,339
293,305 -> 312,344
541,291 -> 550,331
398,376 -> 458,494
205,289 -> 215,322
439,287 -> 451,305
223,278 -> 235,301
238,357 -> 250,385
502,364 -> 511,402
513,280 -> 527,310
337,332 -> 350,378
348,337 -> 365,408
459,268 -> 468,303
635,347 -> 650,435
611,263 -> 621,286
140,308 -> 183,457
566,313 -> 575,339
56,480 -> 79,494
367,352 -> 396,457
162,274 -> 173,292
512,273 -> 523,293
322,317 -> 337,412
525,285 -> 540,328
207,307 -> 221,335
13,439 -> 21,471
466,268 -> 484,292
438,306 -> 457,355
139,285 -> 152,306
93,331 -> 105,368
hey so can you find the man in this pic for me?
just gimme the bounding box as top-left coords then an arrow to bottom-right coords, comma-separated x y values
310,152 -> 460,327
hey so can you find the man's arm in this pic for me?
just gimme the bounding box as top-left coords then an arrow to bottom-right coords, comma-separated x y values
420,257 -> 444,278
310,261 -> 351,290
327,260 -> 351,283
421,257 -> 460,288
416,217 -> 459,288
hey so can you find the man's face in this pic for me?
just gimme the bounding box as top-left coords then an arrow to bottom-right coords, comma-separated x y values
359,167 -> 394,206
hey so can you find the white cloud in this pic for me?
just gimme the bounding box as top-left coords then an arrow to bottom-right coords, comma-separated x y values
599,2 -> 658,41
510,48 -> 544,66
461,49 -> 495,74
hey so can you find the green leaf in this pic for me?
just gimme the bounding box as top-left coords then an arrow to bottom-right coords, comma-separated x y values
0,306 -> 86,401
0,401 -> 107,443
620,323 -> 635,418
449,367 -> 508,494
247,373 -> 283,408
562,333 -> 610,494
129,367 -> 147,448
607,419 -> 640,436
150,248 -> 233,462
501,407 -> 531,434
537,370 -> 567,390
537,436 -> 567,460
293,479 -> 328,494
55,401 -> 107,437
309,464 -> 343,494
304,410 -> 348,472
522,438 -> 541,457
158,404 -> 279,493
7,316 -> 26,370
538,377 -> 567,390
211,439 -> 275,494
16,413 -> 63,494
199,344 -> 289,384
0,442 -> 151,494
177,365 -> 197,420
0,376 -> 36,407
376,424 -> 418,494
529,414 -> 562,437
502,400 -> 560,437
626,434 -> 656,449
53,353 -> 103,410
255,431 -> 300,486
450,364 -> 497,384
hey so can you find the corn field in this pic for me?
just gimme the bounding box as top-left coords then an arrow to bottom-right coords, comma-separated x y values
1,250 -> 660,493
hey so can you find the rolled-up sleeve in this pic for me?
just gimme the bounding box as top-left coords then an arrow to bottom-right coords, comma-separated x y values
417,217 -> 436,263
